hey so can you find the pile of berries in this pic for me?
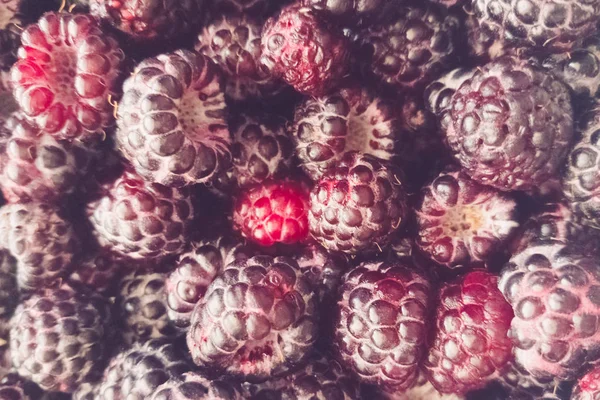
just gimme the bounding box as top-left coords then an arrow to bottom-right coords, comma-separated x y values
2,0 -> 600,399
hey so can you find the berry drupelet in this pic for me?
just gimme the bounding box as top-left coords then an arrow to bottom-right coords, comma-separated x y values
117,49 -> 230,187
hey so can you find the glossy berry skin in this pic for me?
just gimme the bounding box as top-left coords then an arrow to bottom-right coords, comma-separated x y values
573,365 -> 600,400
0,373 -> 46,400
472,0 -> 600,54
234,180 -> 310,247
166,236 -> 255,329
230,114 -> 294,188
498,360 -> 555,399
293,86 -> 398,181
424,270 -> 514,394
301,0 -> 386,23
447,56 -> 573,191
352,4 -> 460,90
416,170 -> 519,267
87,169 -> 194,260
309,152 -> 407,254
187,255 -> 318,381
10,282 -> 113,393
260,4 -> 350,96
10,12 -> 125,141
0,202 -> 79,291
0,112 -> 92,203
89,0 -> 202,41
563,110 -> 600,229
195,16 -> 281,102
499,243 -> 600,380
150,372 -> 243,400
334,260 -> 433,391
117,50 -> 230,187
0,250 -> 16,320
88,338 -> 192,399
116,269 -> 177,346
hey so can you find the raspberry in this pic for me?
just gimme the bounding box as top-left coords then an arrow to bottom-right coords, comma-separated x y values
68,251 -> 124,295
573,365 -> 600,400
9,281 -> 113,393
87,338 -> 192,399
117,49 -> 231,187
260,4 -> 350,96
292,86 -> 399,181
187,255 -> 318,381
424,270 -> 514,394
472,0 -> 600,54
0,112 -> 93,203
352,3 -> 460,90
295,243 -> 348,305
0,202 -> 79,291
334,260 -> 433,391
195,16 -> 281,103
10,12 -> 125,140
394,371 -> 466,400
116,269 -> 177,346
499,242 -> 600,380
447,56 -> 574,191
87,169 -> 194,260
89,0 -> 202,41
165,236 -> 255,330
230,113 -> 294,187
150,372 -> 243,399
233,180 -> 310,247
308,152 -> 407,254
416,170 -> 519,268
243,355 -> 361,399
563,110 -> 600,230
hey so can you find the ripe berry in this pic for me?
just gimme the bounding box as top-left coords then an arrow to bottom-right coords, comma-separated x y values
10,281 -> 113,393
260,4 -> 350,96
424,270 -> 514,394
68,251 -> 124,295
117,49 -> 230,187
447,56 -> 573,191
233,180 -> 310,247
352,3 -> 460,90
150,372 -> 243,399
87,169 -> 194,261
572,365 -> 600,400
0,112 -> 93,203
195,16 -> 281,103
416,170 -> 519,268
89,0 -> 203,41
301,0 -> 387,23
165,236 -> 255,329
292,86 -> 399,181
499,242 -> 600,380
0,202 -> 79,291
187,255 -> 318,381
334,260 -> 433,391
11,12 -> 125,140
309,152 -> 407,254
